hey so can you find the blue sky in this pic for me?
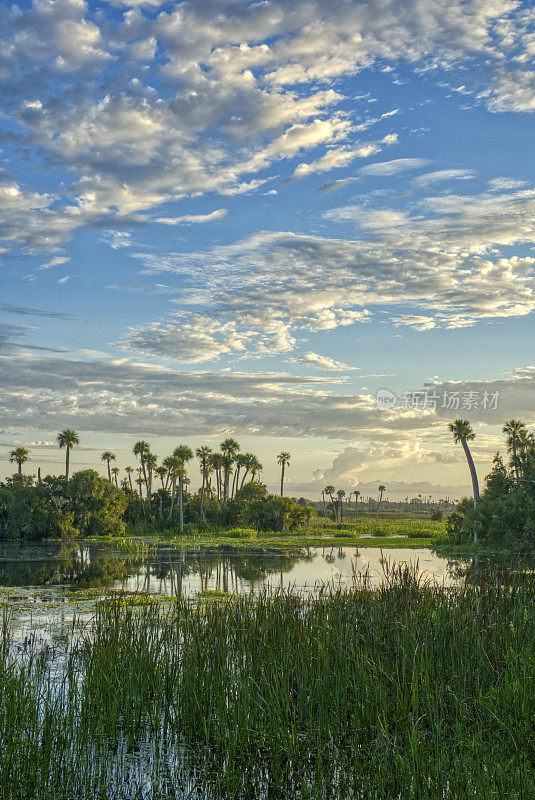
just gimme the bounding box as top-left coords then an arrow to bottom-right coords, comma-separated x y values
1,0 -> 535,497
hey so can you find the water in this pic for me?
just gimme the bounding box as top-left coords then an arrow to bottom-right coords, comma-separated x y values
0,538 -> 472,643
1,539 -> 531,799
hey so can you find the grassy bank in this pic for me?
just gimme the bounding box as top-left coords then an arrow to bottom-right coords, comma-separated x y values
1,563 -> 533,799
93,516 -> 447,550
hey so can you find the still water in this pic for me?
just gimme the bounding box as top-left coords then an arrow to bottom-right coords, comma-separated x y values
0,538 -> 463,592
0,539 -> 473,643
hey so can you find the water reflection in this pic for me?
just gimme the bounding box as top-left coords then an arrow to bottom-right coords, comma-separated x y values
0,540 -> 461,594
0,539 -> 518,596
1,539 -> 533,666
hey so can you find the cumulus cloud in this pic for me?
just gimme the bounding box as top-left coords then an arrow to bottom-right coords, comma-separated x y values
483,68 -> 535,112
0,0 -> 532,259
123,183 -> 535,362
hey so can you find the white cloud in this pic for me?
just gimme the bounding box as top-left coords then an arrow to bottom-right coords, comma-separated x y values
155,209 -> 228,225
121,182 -> 535,362
0,0 -> 531,260
360,158 -> 431,176
391,315 -> 437,331
488,177 -> 528,191
413,169 -> 475,186
38,256 -> 71,269
483,68 -> 535,112
298,352 -> 355,371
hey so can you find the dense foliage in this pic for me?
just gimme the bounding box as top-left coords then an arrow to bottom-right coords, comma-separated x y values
0,471 -> 127,539
0,469 -> 313,540
447,419 -> 535,545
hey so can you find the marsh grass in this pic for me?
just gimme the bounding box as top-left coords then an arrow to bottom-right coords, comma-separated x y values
0,562 -> 533,799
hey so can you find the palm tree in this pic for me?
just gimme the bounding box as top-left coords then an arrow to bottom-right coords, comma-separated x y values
163,456 -> 178,518
221,454 -> 235,508
101,451 -> 116,481
502,419 -> 527,484
220,438 -> 240,503
448,419 -> 479,542
232,453 -> 249,498
277,452 -> 291,497
324,485 -> 336,520
518,429 -> 535,476
136,467 -> 144,497
196,446 -> 212,520
210,453 -> 224,500
249,456 -> 263,482
57,429 -> 79,479
353,489 -> 360,519
173,445 -> 193,532
111,466 -> 120,486
133,441 -> 152,510
9,447 -> 30,475
124,466 -> 134,491
336,489 -> 346,522
145,452 -> 158,511
376,485 -> 386,520
321,489 -> 326,518
156,465 -> 167,489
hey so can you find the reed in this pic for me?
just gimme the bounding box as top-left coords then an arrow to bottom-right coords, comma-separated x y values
0,563 -> 533,799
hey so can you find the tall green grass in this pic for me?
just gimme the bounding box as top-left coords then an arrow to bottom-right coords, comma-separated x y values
310,516 -> 446,538
1,562 -> 533,798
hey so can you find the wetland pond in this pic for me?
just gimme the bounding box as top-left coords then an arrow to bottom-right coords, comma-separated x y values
0,538 -> 496,645
1,538 -> 533,800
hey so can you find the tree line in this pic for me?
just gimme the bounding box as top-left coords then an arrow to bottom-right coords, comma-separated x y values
3,433 -> 306,538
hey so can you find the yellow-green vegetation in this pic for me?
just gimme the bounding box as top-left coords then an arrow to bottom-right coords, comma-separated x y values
97,591 -> 158,609
196,589 -> 237,602
105,517 -> 447,551
0,563 -> 532,799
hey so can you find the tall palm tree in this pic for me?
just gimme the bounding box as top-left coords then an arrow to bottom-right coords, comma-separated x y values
353,489 -> 360,519
448,419 -> 479,542
220,439 -> 240,503
133,441 -> 152,510
324,485 -> 336,520
136,467 -> 144,497
163,456 -> 178,518
145,452 -> 158,512
221,454 -> 234,508
173,445 -> 193,532
210,452 -> 224,500
502,419 -> 527,484
277,451 -> 291,497
124,466 -> 134,491
336,489 -> 346,522
111,466 -> 120,486
232,453 -> 249,498
321,489 -> 326,518
237,453 -> 254,491
100,451 -> 116,481
376,485 -> 386,520
57,429 -> 79,480
9,447 -> 30,475
196,446 -> 212,520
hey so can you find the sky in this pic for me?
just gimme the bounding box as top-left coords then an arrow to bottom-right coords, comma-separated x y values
1,0 -> 535,498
